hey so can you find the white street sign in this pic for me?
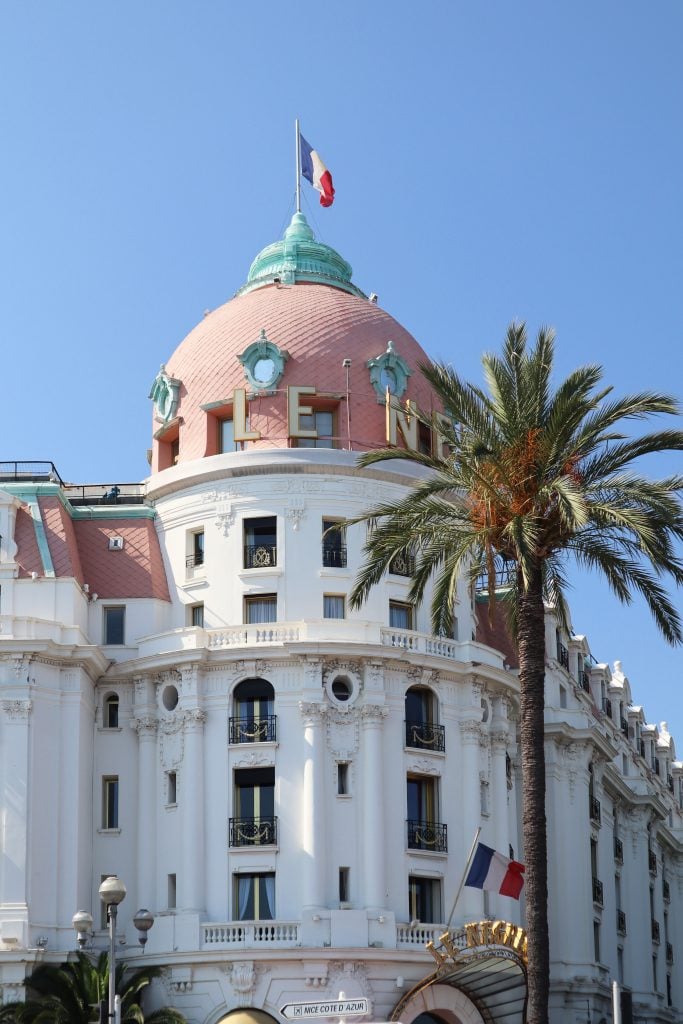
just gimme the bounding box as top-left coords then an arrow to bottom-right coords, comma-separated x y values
280,999 -> 369,1020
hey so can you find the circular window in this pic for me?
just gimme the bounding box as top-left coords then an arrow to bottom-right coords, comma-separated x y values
253,356 -> 276,384
162,685 -> 179,711
332,677 -> 352,702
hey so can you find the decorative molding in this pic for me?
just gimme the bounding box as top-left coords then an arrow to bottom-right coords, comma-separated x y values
299,702 -> 328,726
229,960 -> 256,1006
459,719 -> 483,743
184,707 -> 207,729
1,699 -> 32,720
408,757 -> 440,775
360,704 -> 388,724
286,503 -> 306,531
233,751 -> 273,768
131,715 -> 157,736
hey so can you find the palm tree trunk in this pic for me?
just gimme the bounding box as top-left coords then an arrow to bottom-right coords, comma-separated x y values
517,562 -> 549,1024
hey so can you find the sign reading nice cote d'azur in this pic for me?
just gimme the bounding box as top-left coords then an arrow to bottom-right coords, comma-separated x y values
221,386 -> 451,453
280,999 -> 370,1020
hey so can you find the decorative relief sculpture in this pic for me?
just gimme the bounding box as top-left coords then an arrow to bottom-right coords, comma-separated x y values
1,699 -> 32,719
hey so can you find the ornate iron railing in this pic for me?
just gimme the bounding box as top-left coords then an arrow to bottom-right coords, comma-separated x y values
592,877 -> 604,906
244,545 -> 277,569
406,819 -> 447,853
649,849 -> 658,875
602,697 -> 612,718
666,941 -> 674,964
322,545 -> 347,568
651,919 -> 661,944
229,716 -> 277,744
229,816 -> 277,847
590,796 -> 602,825
404,720 -> 445,752
617,909 -> 627,935
390,552 -> 416,577
663,880 -> 671,902
186,552 -> 204,569
614,837 -> 623,863
580,670 -> 591,692
621,718 -> 629,737
557,642 -> 569,670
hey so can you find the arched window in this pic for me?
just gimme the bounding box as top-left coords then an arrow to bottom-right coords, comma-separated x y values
404,686 -> 444,752
230,679 -> 276,744
104,694 -> 119,729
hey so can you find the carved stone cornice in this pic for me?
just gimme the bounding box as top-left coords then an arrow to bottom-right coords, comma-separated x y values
299,701 -> 327,726
360,704 -> 388,725
490,728 -> 508,752
459,719 -> 484,743
2,699 -> 32,720
131,714 -> 157,736
183,707 -> 207,729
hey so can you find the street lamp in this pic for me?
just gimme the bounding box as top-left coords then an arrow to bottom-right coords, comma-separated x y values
71,876 -> 154,1024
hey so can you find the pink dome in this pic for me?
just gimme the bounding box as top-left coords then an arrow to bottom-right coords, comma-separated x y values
151,219 -> 437,470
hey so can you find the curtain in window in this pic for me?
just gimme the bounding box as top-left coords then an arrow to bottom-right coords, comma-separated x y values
238,876 -> 251,919
263,875 -> 275,919
323,595 -> 344,619
390,603 -> 411,629
247,598 -> 276,623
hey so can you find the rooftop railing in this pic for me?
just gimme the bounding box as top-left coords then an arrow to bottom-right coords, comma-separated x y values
0,461 -> 64,485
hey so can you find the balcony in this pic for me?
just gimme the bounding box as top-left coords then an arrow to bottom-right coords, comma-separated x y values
649,849 -> 658,875
620,718 -> 629,737
322,545 -> 347,568
590,796 -> 602,825
663,880 -> 671,903
592,876 -> 604,907
602,697 -> 612,718
203,921 -> 298,948
229,715 -> 277,744
617,909 -> 627,935
652,756 -> 660,775
667,774 -> 674,792
186,552 -> 204,570
666,942 -> 674,965
614,837 -> 624,864
407,819 -> 448,853
651,919 -> 661,944
405,720 -> 446,752
390,552 -> 415,577
229,816 -> 278,847
580,670 -> 591,693
244,544 -> 277,569
639,738 -> 646,758
557,642 -> 569,671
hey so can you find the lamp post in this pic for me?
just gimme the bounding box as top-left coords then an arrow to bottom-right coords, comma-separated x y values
72,876 -> 155,1024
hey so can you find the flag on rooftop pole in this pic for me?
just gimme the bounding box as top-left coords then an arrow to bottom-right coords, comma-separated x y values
296,123 -> 335,208
464,842 -> 525,900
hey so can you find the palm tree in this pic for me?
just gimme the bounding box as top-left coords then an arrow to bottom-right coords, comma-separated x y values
348,324 -> 683,1024
0,951 -> 187,1023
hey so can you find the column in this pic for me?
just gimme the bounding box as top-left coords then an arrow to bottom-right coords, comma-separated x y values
182,708 -> 206,913
490,722 -> 510,921
361,705 -> 387,909
0,700 -> 32,927
132,714 -> 158,911
300,702 -> 326,909
459,717 -> 484,922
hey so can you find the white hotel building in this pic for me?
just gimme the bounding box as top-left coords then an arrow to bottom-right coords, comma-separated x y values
0,212 -> 681,1024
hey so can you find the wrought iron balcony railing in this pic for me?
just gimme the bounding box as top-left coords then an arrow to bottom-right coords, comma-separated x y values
614,837 -> 623,863
404,720 -> 446,752
620,718 -> 629,737
322,545 -> 347,568
590,796 -> 602,825
186,552 -> 205,569
580,670 -> 591,693
649,849 -> 658,875
663,880 -> 671,902
639,738 -> 646,758
592,876 -> 604,907
229,715 -> 277,744
617,909 -> 627,935
651,919 -> 660,944
602,697 -> 612,718
229,816 -> 278,847
390,552 -> 416,577
406,819 -> 448,853
667,774 -> 674,792
244,544 -> 277,569
557,642 -> 569,670
653,756 -> 660,775
666,942 -> 674,965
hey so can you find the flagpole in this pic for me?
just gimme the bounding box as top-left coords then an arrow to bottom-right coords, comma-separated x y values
295,118 -> 301,213
445,826 -> 481,932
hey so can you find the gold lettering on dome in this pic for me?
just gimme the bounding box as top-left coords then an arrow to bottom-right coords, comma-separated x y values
462,920 -> 527,959
233,388 -> 261,441
438,931 -> 460,959
288,386 -> 318,438
386,394 -> 419,449
426,941 -> 448,966
464,922 -> 481,948
433,411 -> 452,457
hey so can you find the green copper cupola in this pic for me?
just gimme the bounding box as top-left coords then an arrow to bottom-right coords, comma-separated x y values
237,212 -> 366,298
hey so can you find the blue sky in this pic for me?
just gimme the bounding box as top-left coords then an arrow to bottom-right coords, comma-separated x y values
0,1 -> 681,742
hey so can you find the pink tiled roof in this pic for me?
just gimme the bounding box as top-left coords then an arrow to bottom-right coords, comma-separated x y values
39,497 -> 85,584
475,600 -> 519,669
14,504 -> 43,577
161,283 -> 438,463
74,520 -> 171,601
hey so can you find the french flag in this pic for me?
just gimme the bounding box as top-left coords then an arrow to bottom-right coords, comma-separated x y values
465,842 -> 525,899
300,135 -> 335,208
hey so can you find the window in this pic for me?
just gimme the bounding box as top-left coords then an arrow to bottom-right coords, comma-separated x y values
407,775 -> 446,851
322,518 -> 346,567
103,606 -> 125,646
234,873 -> 275,920
244,594 -> 277,624
337,762 -> 349,795
187,530 -> 204,571
244,517 -> 277,568
102,776 -> 119,829
190,603 -> 204,627
593,920 -> 601,964
230,678 -> 276,743
104,694 -> 119,728
405,686 -> 444,751
167,771 -> 177,805
409,876 -> 442,923
294,409 -> 335,448
230,767 -> 276,846
168,873 -> 177,909
339,867 -> 350,904
324,594 -> 345,619
390,601 -> 413,630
